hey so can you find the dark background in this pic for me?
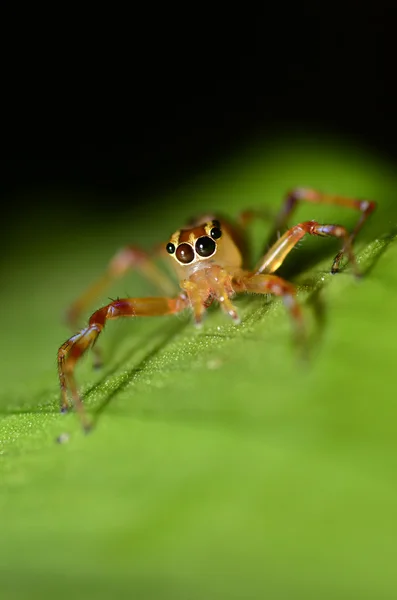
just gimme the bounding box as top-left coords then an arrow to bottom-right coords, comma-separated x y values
1,3 -> 395,215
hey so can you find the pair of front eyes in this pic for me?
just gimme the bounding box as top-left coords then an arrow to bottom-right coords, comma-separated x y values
166,226 -> 222,264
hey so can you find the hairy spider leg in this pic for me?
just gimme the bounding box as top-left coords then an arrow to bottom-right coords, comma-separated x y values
66,245 -> 176,368
255,220 -> 359,276
67,245 -> 176,329
58,294 -> 188,430
268,188 -> 376,272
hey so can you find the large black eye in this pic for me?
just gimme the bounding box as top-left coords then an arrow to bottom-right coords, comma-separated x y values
176,243 -> 195,264
210,227 -> 222,239
166,242 -> 175,254
195,236 -> 216,257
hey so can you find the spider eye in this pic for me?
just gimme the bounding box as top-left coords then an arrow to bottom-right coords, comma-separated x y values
195,236 -> 216,257
166,242 -> 175,254
176,243 -> 195,264
210,227 -> 222,239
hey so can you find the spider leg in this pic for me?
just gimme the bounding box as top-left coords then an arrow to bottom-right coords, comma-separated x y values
233,272 -> 303,340
237,208 -> 276,229
267,187 -> 376,271
58,294 -> 188,431
66,244 -> 176,369
66,245 -> 176,329
255,220 -> 359,276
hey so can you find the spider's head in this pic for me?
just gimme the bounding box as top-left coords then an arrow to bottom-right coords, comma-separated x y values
166,218 -> 223,268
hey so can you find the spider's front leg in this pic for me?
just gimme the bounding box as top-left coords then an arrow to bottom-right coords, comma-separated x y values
66,245 -> 176,330
66,244 -> 176,370
233,272 -> 304,340
58,294 -> 188,431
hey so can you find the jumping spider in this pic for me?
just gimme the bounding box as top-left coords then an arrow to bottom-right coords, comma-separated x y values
58,187 -> 376,430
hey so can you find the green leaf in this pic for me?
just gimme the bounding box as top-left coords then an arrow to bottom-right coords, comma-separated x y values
1,135 -> 397,600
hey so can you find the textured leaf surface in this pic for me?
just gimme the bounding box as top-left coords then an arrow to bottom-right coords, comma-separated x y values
1,136 -> 397,599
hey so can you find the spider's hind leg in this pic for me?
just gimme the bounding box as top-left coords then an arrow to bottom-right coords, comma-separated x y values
255,220 -> 359,277
267,188 -> 376,272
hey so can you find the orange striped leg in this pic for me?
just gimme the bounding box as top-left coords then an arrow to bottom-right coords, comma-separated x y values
66,245 -> 176,369
238,208 -> 275,228
255,220 -> 359,276
58,294 -> 188,430
268,188 -> 376,272
233,272 -> 303,338
66,245 -> 176,330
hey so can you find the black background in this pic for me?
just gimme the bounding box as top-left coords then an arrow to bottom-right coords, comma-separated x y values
1,3 -> 396,214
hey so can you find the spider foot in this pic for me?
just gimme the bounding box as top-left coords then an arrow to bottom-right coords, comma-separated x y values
83,421 -> 94,435
56,432 -> 70,444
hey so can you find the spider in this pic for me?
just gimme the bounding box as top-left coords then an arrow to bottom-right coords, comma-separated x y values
57,187 -> 376,431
